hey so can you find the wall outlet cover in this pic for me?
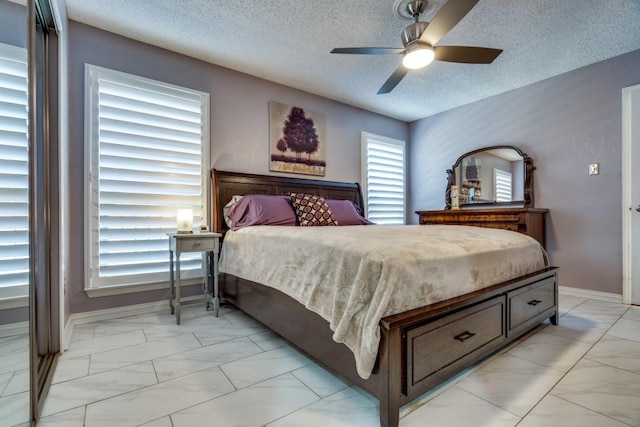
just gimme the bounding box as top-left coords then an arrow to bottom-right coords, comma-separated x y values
589,163 -> 599,175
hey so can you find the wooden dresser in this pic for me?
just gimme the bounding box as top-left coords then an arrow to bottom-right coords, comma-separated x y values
416,208 -> 548,248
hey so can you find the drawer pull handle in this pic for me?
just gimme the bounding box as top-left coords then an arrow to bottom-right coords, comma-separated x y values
193,242 -> 201,248
527,299 -> 542,306
454,331 -> 476,342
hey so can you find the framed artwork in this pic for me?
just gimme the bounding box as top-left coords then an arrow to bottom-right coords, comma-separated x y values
269,101 -> 326,176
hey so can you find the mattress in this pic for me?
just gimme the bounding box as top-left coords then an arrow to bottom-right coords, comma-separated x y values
219,224 -> 548,379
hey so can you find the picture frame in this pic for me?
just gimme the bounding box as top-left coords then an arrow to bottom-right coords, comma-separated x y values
269,101 -> 326,176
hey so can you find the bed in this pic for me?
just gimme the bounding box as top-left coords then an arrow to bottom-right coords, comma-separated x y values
211,169 -> 559,427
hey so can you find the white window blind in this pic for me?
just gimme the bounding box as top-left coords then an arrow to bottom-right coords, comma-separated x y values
361,132 -> 406,225
86,65 -> 209,289
494,168 -> 513,202
0,43 -> 29,300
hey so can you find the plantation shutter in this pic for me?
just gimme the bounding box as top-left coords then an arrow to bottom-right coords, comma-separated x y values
86,65 -> 209,288
494,168 -> 513,202
0,43 -> 29,299
362,133 -> 406,225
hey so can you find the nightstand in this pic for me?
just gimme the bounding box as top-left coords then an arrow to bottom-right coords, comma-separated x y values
167,232 -> 222,324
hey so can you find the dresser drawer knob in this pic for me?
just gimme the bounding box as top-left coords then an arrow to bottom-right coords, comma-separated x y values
527,299 -> 542,306
454,331 -> 476,342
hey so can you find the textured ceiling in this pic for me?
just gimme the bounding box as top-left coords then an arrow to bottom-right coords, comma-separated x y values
64,0 -> 640,122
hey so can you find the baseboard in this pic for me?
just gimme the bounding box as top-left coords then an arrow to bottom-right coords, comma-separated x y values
63,295 -> 204,350
0,320 -> 28,337
69,294 -> 204,325
559,286 -> 623,304
63,317 -> 74,352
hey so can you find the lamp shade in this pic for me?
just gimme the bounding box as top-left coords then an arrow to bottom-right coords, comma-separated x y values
176,208 -> 193,234
402,44 -> 435,70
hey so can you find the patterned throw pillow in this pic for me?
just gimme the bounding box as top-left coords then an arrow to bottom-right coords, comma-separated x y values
288,193 -> 338,226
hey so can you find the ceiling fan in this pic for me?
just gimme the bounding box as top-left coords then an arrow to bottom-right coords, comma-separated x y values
331,0 -> 502,94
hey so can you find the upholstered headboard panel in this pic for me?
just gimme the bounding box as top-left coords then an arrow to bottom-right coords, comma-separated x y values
211,169 -> 364,234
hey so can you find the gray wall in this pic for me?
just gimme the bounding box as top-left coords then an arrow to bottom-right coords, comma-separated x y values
409,48 -> 640,295
0,1 -> 26,48
67,22 -> 409,315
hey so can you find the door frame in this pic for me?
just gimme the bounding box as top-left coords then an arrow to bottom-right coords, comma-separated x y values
622,84 -> 640,305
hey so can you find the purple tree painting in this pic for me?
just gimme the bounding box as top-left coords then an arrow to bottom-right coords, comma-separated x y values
276,138 -> 287,155
270,101 -> 326,176
282,107 -> 309,160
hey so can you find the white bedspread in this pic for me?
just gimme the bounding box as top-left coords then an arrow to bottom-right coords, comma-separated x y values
219,225 -> 548,379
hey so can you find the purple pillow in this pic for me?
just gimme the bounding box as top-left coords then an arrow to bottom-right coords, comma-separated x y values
325,199 -> 374,225
228,195 -> 297,229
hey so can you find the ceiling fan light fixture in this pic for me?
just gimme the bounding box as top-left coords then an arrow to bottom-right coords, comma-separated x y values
402,44 -> 435,69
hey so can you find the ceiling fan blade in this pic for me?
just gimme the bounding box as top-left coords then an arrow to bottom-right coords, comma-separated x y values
331,47 -> 405,55
434,46 -> 502,63
377,66 -> 409,94
420,0 -> 480,46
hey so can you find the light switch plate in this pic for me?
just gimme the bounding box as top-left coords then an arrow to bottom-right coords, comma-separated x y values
589,163 -> 599,175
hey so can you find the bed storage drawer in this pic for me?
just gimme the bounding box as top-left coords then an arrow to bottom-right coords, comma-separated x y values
507,276 -> 557,337
405,296 -> 507,394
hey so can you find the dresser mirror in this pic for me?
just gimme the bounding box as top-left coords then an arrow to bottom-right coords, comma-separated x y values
445,145 -> 533,209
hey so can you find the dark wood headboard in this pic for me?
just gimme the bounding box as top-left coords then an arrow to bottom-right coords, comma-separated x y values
211,169 -> 364,234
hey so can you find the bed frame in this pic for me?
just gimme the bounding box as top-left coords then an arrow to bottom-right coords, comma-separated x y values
211,169 -> 559,427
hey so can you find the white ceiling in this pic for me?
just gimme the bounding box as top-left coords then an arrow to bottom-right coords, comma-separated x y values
64,0 -> 640,122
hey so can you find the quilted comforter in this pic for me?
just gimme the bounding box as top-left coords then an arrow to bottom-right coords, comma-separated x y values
219,224 -> 548,379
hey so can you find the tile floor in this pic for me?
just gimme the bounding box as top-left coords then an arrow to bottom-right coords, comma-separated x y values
0,331 -> 29,426
2,294 -> 639,427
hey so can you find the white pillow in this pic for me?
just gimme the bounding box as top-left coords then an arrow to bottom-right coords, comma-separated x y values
223,195 -> 244,228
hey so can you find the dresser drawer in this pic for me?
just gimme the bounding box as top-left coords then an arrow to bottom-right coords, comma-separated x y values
415,208 -> 548,248
406,296 -> 506,392
507,277 -> 556,336
456,221 -> 519,232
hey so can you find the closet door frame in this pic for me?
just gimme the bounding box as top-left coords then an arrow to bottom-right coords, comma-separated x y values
27,0 -> 59,423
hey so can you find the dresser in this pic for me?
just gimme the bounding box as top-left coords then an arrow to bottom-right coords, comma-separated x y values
416,207 -> 548,248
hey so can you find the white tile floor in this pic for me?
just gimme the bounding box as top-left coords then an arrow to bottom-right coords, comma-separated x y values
2,294 -> 639,427
0,331 -> 29,427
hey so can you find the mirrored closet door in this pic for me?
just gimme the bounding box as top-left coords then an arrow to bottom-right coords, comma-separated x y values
0,0 -> 59,425
0,1 -> 31,424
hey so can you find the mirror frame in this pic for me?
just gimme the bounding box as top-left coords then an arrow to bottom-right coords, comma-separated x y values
445,145 -> 534,209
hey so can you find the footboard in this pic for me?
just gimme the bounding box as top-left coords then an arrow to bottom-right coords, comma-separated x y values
220,266 -> 558,427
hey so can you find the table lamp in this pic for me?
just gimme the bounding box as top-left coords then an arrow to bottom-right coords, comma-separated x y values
176,208 -> 193,234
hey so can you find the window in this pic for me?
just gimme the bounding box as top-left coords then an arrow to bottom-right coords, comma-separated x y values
494,168 -> 513,202
85,65 -> 209,290
361,132 -> 406,224
0,42 -> 29,300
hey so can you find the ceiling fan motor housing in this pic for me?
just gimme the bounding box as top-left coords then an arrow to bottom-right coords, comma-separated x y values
402,21 -> 429,46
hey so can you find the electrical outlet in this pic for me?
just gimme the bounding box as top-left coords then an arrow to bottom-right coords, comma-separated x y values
589,163 -> 599,175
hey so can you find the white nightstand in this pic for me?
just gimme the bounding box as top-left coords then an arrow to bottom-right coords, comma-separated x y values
167,232 -> 222,324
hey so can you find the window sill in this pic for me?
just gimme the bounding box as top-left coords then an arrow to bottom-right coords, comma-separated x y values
84,278 -> 202,298
0,296 -> 29,310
